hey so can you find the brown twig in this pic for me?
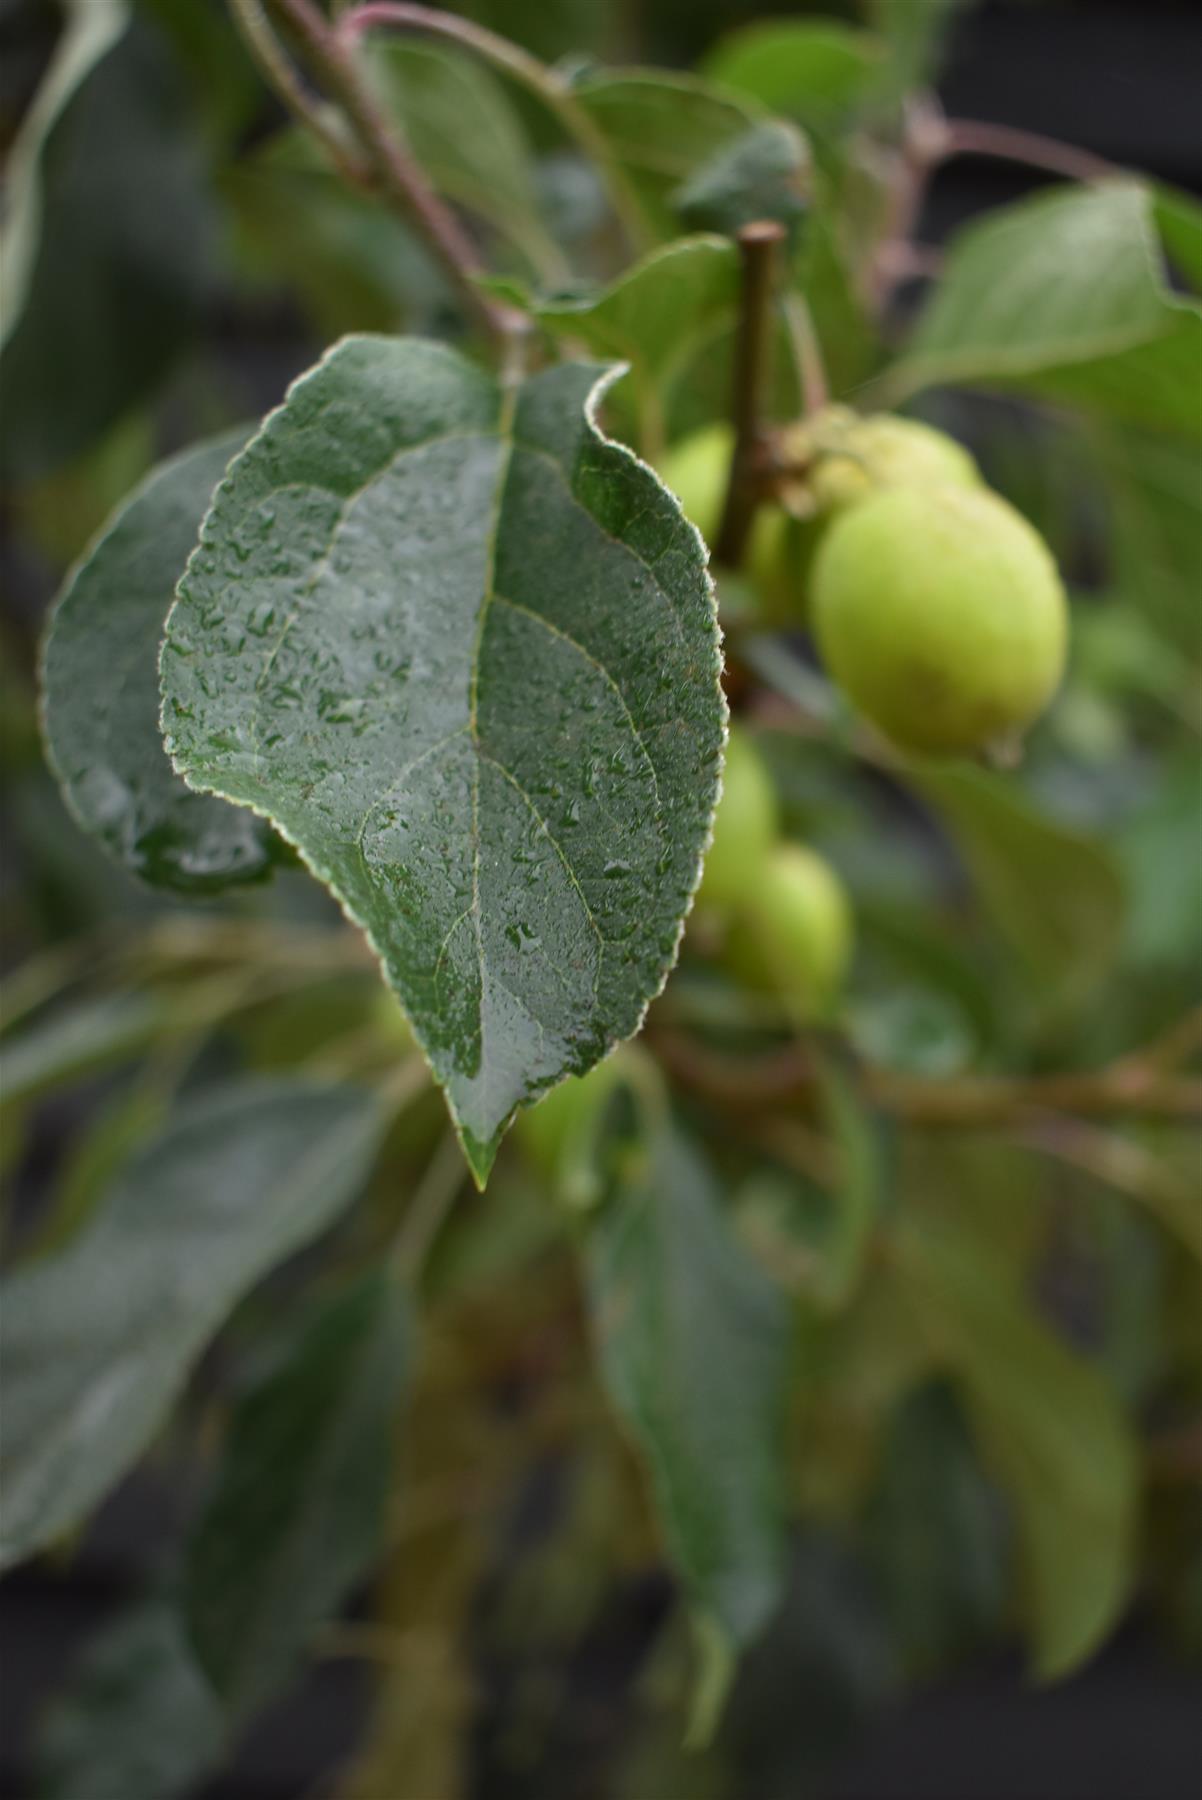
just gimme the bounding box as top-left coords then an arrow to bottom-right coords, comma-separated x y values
334,1 -> 650,255
649,1028 -> 1202,1127
939,118 -> 1119,187
242,0 -> 526,348
714,220 -> 786,569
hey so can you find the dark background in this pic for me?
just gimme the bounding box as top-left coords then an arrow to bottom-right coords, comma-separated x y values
2,3 -> 1200,1797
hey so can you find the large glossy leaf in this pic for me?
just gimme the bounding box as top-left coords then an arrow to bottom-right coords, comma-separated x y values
892,1211 -> 1139,1677
0,1079 -> 384,1570
914,763 -> 1125,1009
890,182 -> 1202,439
584,1119 -> 790,1652
161,337 -> 725,1184
35,1604 -> 223,1800
185,1269 -> 410,1718
42,430 -> 278,894
571,71 -> 758,239
535,237 -> 740,455
0,13 -> 218,479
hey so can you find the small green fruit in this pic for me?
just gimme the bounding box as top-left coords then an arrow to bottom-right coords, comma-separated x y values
812,484 -> 1068,757
807,411 -> 980,512
657,424 -> 793,617
517,1054 -> 627,1201
730,844 -> 853,1019
696,724 -> 778,913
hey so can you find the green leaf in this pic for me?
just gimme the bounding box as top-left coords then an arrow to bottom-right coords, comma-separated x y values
185,1269 -> 410,1718
0,0 -> 129,350
1154,182 -> 1202,292
534,236 -> 740,455
0,992 -> 165,1107
1116,756 -> 1202,970
893,1210 -> 1139,1677
864,1382 -> 1007,1674
370,40 -> 568,286
674,121 -> 811,243
161,338 -> 725,1185
0,14 -> 218,479
0,1078 -> 384,1570
224,131 -> 449,340
863,0 -> 965,113
1090,424 -> 1202,660
913,763 -> 1125,1008
812,1049 -> 884,1307
701,20 -> 881,132
572,71 -> 758,239
35,1603 -> 223,1800
793,202 -> 879,398
890,182 -> 1202,439
584,1119 -> 790,1650
42,430 -> 278,894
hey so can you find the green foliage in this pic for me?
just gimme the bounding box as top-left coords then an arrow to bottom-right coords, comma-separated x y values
35,1604 -> 224,1800
0,1080 -> 384,1568
893,1208 -> 1139,1677
160,338 -> 724,1181
185,1269 -> 411,1717
42,429 -> 279,893
0,10 -> 218,479
584,1109 -> 791,1658
6,2 -> 1201,1791
892,182 -> 1202,439
914,763 -> 1126,1008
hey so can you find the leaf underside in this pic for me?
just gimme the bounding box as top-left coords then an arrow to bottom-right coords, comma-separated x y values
161,336 -> 725,1182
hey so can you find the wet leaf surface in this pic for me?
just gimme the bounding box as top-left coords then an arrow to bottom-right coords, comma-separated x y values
160,337 -> 725,1182
42,428 -> 279,893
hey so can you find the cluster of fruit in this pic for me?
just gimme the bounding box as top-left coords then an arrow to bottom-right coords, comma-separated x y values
659,408 -> 1068,759
657,407 -> 1069,1020
523,412 -> 1071,1154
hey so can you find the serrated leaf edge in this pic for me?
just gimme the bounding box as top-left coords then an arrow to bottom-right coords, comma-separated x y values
158,335 -> 728,1187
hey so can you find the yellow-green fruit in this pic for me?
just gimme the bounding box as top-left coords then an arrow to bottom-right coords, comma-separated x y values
731,844 -> 853,1018
696,724 -> 778,913
657,424 -> 793,613
812,485 -> 1068,757
808,412 -> 981,512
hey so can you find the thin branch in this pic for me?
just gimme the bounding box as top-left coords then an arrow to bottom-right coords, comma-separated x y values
259,0 -> 526,348
939,118 -> 1119,187
649,1028 -> 1202,1127
228,0 -> 368,184
714,220 -> 786,569
863,93 -> 946,314
335,1 -> 653,256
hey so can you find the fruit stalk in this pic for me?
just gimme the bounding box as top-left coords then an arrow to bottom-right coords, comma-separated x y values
714,220 -> 787,570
